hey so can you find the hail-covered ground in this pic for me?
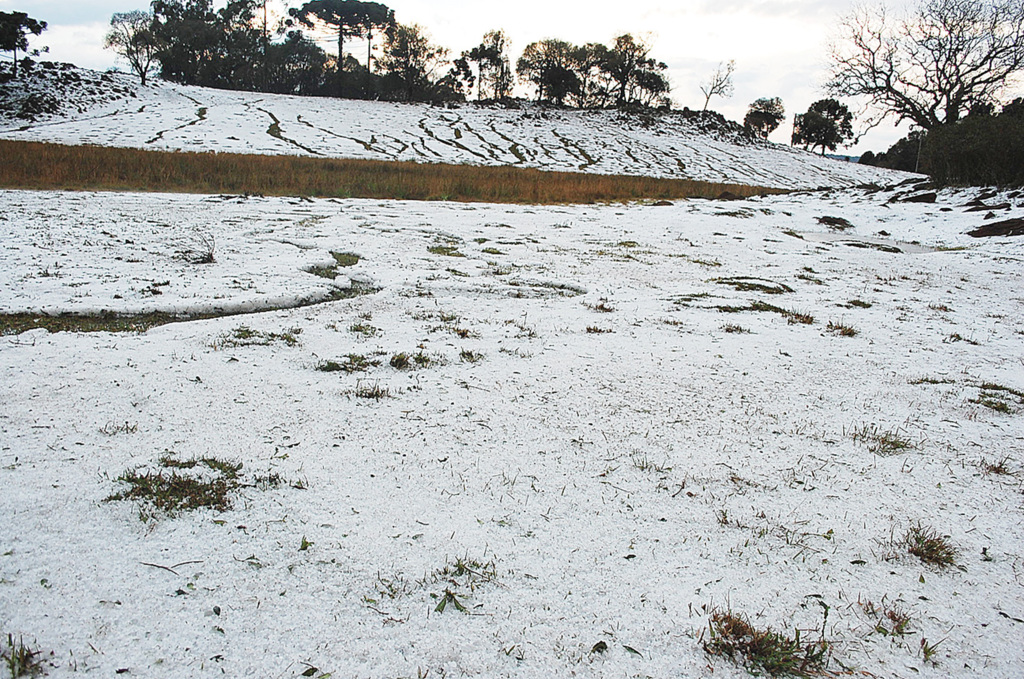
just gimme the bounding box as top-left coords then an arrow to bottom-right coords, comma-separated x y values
0,63 -> 905,191
2,66 -> 1024,679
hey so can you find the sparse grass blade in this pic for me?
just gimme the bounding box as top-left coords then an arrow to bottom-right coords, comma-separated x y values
703,609 -> 831,677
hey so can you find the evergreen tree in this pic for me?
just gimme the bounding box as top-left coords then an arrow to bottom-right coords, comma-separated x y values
0,11 -> 47,78
743,97 -> 785,139
792,99 -> 854,154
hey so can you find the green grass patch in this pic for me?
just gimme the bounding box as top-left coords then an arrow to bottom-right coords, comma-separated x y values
904,524 -> 959,568
349,322 -> 378,337
428,245 -> 465,257
0,286 -> 378,336
306,264 -> 340,279
331,251 -> 360,267
214,325 -> 301,348
317,354 -> 380,373
848,423 -> 916,456
713,277 -> 794,295
703,609 -> 831,677
105,454 -> 250,520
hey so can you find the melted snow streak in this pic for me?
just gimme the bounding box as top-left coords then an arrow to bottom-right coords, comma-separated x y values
0,67 -> 911,190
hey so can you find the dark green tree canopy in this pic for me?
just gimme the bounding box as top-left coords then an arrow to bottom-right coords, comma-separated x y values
517,34 -> 668,108
377,23 -> 449,101
743,97 -> 785,139
601,34 -> 669,107
151,0 -> 330,95
0,11 -> 47,78
792,99 -> 854,154
464,30 -> 512,101
517,39 -> 579,105
289,0 -> 393,71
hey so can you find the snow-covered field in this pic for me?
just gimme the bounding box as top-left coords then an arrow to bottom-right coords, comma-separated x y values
2,181 -> 1024,677
0,65 -> 908,190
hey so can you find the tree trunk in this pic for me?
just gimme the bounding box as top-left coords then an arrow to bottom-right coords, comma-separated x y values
337,29 -> 345,96
338,29 -> 345,72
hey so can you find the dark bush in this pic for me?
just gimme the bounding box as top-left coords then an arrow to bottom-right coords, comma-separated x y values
922,107 -> 1024,187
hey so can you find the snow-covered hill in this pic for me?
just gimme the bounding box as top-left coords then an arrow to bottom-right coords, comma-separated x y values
0,62 -> 909,190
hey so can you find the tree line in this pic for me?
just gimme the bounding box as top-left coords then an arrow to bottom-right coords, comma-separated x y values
5,0 -> 1022,185
96,1 -> 683,107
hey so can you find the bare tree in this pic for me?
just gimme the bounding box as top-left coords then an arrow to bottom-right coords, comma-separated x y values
700,60 -> 735,111
104,11 -> 161,85
827,0 -> 1024,130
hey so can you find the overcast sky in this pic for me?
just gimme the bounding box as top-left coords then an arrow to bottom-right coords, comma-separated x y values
7,0 -> 1018,154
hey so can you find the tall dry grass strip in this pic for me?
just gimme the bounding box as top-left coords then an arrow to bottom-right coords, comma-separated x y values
0,139 -> 780,204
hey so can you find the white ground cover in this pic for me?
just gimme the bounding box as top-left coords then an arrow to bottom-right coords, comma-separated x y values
0,67 -> 907,191
2,185 -> 1023,678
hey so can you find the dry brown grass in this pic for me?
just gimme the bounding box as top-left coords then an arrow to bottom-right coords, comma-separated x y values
0,139 -> 780,204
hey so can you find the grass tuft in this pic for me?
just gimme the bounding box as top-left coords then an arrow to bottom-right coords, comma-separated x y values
331,251 -> 360,267
354,381 -> 391,400
105,455 -> 243,520
904,524 -> 958,567
428,244 -> 465,257
970,382 -> 1024,414
713,277 -> 794,295
860,598 -> 912,637
317,354 -> 380,373
703,609 -> 831,677
982,456 -> 1013,476
586,300 -> 616,313
2,633 -> 45,678
848,423 -> 915,456
826,321 -> 857,337
214,325 -> 301,348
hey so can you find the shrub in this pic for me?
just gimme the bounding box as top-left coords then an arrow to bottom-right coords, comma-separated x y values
922,106 -> 1024,186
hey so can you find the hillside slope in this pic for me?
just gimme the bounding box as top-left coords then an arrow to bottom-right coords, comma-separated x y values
0,62 -> 909,190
